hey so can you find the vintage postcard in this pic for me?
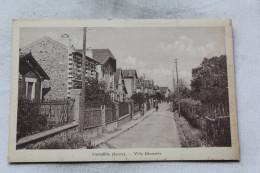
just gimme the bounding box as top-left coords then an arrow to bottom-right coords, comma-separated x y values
8,19 -> 239,162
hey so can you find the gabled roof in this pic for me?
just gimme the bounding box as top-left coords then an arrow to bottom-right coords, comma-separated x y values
92,49 -> 116,64
21,36 -> 69,51
154,85 -> 160,90
159,87 -> 169,93
19,52 -> 50,80
114,68 -> 122,85
122,69 -> 138,79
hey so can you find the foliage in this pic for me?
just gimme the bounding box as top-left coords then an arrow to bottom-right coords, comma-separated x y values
190,55 -> 229,118
171,80 -> 191,111
179,98 -> 202,127
17,97 -> 47,141
131,92 -> 146,105
155,92 -> 165,101
26,130 -> 84,149
84,77 -> 114,108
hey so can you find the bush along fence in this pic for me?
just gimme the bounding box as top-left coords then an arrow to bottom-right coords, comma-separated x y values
173,98 -> 231,147
17,94 -> 154,149
17,97 -> 75,141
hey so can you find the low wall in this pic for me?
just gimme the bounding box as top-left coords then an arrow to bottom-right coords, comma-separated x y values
17,122 -> 79,149
82,125 -> 103,139
118,114 -> 131,127
106,121 -> 118,132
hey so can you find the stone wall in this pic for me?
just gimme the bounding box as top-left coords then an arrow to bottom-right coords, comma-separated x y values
21,37 -> 69,99
17,122 -> 79,149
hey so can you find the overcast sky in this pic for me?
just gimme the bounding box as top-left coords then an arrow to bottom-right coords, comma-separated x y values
20,27 -> 226,90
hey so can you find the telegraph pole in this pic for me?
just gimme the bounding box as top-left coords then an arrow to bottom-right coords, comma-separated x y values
174,59 -> 181,117
79,27 -> 87,133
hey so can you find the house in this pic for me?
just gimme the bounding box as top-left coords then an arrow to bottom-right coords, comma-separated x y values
114,69 -> 128,102
92,49 -> 117,100
19,52 -> 50,101
159,87 -> 171,98
122,69 -> 138,98
20,34 -> 100,99
153,85 -> 160,93
71,49 -> 100,88
136,76 -> 145,93
144,79 -> 154,95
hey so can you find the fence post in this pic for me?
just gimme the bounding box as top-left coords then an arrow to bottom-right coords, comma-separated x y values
129,100 -> 134,119
101,105 -> 107,133
143,102 -> 147,114
114,102 -> 119,121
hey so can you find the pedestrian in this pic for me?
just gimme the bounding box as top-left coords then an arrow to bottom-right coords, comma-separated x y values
155,99 -> 159,112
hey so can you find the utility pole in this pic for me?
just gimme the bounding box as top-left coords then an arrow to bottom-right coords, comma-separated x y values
79,27 -> 87,133
174,59 -> 181,117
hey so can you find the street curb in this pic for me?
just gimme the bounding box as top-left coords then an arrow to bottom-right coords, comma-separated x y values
93,109 -> 155,147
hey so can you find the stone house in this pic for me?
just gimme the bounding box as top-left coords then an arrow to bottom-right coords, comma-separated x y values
114,68 -> 128,102
20,34 -> 99,100
122,69 -> 138,98
19,52 -> 50,101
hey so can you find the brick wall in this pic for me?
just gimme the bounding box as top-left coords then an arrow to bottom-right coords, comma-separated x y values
21,37 -> 69,99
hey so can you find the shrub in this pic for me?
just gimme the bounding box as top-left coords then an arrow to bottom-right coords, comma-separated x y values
26,130 -> 85,149
179,98 -> 202,128
17,97 -> 47,141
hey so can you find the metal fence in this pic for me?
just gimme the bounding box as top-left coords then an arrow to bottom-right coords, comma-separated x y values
17,98 -> 74,140
84,108 -> 102,129
119,102 -> 129,118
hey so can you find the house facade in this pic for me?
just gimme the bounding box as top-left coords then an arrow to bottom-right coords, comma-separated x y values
20,34 -> 99,100
19,52 -> 50,101
92,49 -> 117,100
122,70 -> 138,98
71,49 -> 100,89
144,79 -> 154,95
114,68 -> 128,102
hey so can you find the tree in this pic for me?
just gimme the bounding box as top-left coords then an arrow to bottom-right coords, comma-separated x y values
83,77 -> 113,107
190,55 -> 229,116
155,92 -> 165,101
171,79 -> 191,111
131,92 -> 146,105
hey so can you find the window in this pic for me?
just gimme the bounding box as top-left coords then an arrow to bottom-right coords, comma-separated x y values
25,77 -> 37,100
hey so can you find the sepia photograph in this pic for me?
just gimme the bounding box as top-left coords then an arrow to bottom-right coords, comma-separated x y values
8,20 -> 239,162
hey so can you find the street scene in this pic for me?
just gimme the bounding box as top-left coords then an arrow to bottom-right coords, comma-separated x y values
16,26 -> 231,149
98,103 -> 181,149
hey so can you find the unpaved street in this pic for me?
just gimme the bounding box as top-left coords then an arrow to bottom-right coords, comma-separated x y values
99,102 -> 181,149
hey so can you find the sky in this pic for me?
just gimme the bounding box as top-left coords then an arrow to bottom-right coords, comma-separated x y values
20,27 -> 226,90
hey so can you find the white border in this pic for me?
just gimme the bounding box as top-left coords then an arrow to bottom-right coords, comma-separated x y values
8,19 -> 239,162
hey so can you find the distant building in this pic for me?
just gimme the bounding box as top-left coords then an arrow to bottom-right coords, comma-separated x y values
114,68 -> 128,102
122,69 -> 138,98
144,80 -> 154,95
19,52 -> 50,101
153,85 -> 160,93
159,87 -> 171,98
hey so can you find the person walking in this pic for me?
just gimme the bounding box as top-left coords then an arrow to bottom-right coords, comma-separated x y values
154,99 -> 159,112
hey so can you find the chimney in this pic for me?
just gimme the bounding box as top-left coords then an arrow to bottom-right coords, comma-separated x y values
59,33 -> 72,48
